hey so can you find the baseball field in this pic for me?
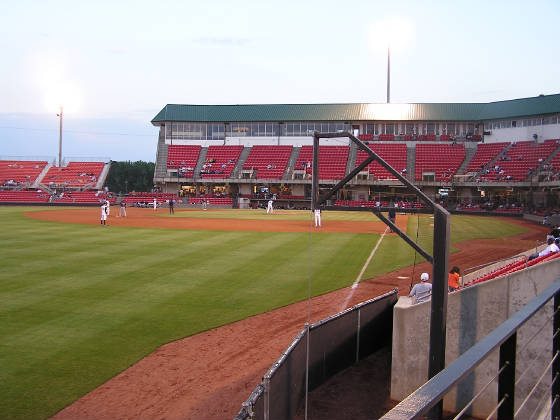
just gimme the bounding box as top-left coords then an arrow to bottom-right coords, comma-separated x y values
0,206 -> 546,419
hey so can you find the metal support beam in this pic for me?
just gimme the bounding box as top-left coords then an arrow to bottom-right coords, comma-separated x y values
554,294 -> 560,420
315,132 -> 434,210
498,333 -> 516,420
373,210 -> 433,264
311,132 -> 449,420
427,206 -> 450,419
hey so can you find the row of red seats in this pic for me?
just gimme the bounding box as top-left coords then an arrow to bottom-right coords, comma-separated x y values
242,145 -> 292,179
0,190 -> 49,203
0,160 -> 48,185
466,251 -> 560,286
43,162 -> 105,187
415,144 -> 466,181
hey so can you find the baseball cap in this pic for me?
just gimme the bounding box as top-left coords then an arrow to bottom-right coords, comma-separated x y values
421,272 -> 429,281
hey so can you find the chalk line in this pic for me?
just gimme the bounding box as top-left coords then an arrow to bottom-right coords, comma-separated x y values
340,226 -> 389,311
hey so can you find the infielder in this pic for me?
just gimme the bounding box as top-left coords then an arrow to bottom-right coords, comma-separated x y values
314,208 -> 322,227
266,199 -> 274,214
100,202 -> 108,226
118,200 -> 127,217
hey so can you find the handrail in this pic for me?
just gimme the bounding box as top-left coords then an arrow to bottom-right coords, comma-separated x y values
380,278 -> 560,420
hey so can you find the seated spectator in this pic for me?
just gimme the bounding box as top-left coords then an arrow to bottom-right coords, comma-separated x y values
409,272 -> 432,304
528,236 -> 559,260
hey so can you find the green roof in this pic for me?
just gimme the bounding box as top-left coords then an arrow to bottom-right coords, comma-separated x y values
151,94 -> 560,124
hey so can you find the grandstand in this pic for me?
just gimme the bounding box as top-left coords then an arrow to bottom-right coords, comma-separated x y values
415,143 -> 466,181
148,95 -> 560,213
355,143 -> 408,180
294,146 -> 349,180
42,161 -> 105,188
0,159 -> 111,205
242,145 -> 293,179
3,94 -> 560,211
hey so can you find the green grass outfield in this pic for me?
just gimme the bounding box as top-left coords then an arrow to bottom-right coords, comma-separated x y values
0,207 -> 527,419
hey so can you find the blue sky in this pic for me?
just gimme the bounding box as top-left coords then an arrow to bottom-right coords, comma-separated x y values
1,0 -> 559,162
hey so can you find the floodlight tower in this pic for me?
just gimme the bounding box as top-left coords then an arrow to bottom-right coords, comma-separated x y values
387,47 -> 391,103
57,106 -> 63,167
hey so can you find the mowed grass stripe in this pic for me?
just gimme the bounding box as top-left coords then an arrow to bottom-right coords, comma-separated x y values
0,207 -> 529,419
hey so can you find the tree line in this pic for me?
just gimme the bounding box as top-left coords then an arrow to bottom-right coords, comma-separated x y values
105,161 -> 155,194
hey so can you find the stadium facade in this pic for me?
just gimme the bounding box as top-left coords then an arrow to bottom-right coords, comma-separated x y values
151,94 -> 560,211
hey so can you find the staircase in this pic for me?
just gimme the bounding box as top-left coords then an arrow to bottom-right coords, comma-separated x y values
474,143 -> 513,178
457,145 -> 477,175
284,146 -> 301,179
154,134 -> 169,180
406,145 -> 415,182
232,147 -> 252,178
193,147 -> 209,181
346,142 -> 358,177
33,163 -> 52,188
96,161 -> 111,189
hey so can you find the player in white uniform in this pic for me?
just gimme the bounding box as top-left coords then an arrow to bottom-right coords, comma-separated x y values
105,200 -> 110,217
118,201 -> 127,217
314,208 -> 321,227
153,198 -> 157,212
266,199 -> 274,214
100,202 -> 108,225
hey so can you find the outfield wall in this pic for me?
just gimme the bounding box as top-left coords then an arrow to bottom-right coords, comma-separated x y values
391,258 -> 560,418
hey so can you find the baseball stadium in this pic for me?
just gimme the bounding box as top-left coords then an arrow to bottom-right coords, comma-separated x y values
3,94 -> 560,420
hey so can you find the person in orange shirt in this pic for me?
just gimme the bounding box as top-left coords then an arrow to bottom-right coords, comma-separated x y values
448,266 -> 461,292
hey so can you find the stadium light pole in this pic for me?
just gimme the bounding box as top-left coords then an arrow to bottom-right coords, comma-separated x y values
386,47 -> 390,103
57,105 -> 63,167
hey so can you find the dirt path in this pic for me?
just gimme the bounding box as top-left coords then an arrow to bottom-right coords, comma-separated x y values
27,207 -> 407,234
45,213 -> 547,420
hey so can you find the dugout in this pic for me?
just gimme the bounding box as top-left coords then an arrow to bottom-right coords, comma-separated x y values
235,289 -> 397,420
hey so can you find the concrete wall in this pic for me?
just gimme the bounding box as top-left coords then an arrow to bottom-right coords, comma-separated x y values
391,258 -> 560,419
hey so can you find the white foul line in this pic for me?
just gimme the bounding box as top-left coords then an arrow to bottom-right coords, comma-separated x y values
340,226 -> 389,311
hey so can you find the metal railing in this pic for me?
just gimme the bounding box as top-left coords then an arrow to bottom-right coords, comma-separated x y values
380,278 -> 560,420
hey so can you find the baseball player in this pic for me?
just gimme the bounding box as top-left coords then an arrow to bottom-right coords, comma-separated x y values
314,208 -> 322,227
100,202 -> 108,226
266,199 -> 274,214
105,200 -> 110,217
153,198 -> 157,212
118,200 -> 127,217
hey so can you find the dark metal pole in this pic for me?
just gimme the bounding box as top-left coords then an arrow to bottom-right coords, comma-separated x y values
498,333 -> 516,420
312,133 -> 319,210
553,294 -> 560,420
427,205 -> 450,419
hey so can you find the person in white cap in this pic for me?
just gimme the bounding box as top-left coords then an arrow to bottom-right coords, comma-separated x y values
409,272 -> 432,304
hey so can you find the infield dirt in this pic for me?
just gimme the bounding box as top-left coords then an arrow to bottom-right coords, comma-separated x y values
37,209 -> 547,420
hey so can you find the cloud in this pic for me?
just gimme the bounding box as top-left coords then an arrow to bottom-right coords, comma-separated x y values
193,37 -> 251,46
106,48 -> 128,55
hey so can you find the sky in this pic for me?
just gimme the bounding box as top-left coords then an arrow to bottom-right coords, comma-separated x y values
1,0 -> 559,162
